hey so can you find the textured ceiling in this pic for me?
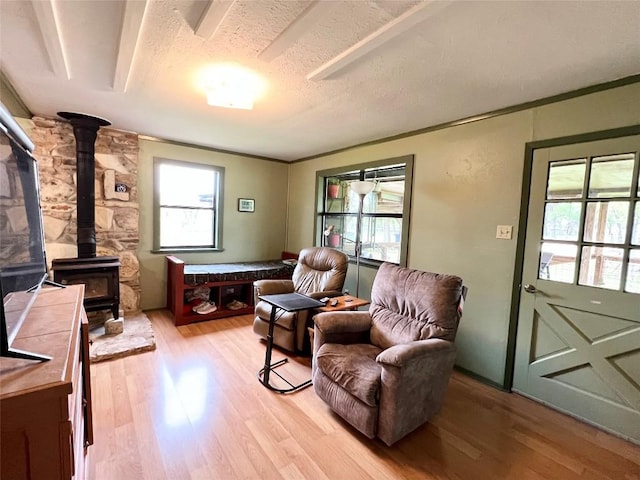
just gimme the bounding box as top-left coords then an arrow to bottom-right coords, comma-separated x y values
1,0 -> 639,161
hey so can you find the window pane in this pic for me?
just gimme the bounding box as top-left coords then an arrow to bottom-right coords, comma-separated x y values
363,180 -> 404,214
542,202 -> 581,241
588,154 -> 634,198
344,185 -> 360,214
626,249 -> 640,294
578,246 -> 623,290
547,160 -> 585,199
540,242 -> 577,283
583,201 -> 629,244
160,207 -> 214,247
341,216 -> 358,256
343,181 -> 374,214
159,163 -> 215,207
325,196 -> 347,213
360,217 -> 402,263
632,202 -> 640,246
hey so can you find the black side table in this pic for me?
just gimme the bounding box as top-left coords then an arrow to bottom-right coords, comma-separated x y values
258,292 -> 324,393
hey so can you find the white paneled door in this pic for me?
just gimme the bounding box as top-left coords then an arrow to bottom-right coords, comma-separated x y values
513,135 -> 640,443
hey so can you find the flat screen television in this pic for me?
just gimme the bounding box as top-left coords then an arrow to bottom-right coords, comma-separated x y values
0,101 -> 51,361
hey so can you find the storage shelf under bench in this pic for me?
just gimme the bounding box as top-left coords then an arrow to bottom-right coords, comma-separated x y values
166,256 -> 295,326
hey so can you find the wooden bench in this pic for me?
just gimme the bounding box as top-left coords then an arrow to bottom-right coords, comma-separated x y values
166,255 -> 296,326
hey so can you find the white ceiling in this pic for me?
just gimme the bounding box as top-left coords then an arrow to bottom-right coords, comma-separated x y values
1,0 -> 639,161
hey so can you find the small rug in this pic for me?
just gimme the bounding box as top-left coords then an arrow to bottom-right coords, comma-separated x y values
88,312 -> 156,363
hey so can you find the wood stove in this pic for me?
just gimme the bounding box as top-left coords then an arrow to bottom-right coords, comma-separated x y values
51,112 -> 121,319
52,256 -> 120,319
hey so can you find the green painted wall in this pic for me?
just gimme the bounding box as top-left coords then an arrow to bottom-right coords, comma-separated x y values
138,139 -> 289,311
286,82 -> 640,386
9,72 -> 638,387
0,73 -> 30,118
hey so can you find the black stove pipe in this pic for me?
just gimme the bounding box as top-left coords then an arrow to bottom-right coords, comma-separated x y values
57,112 -> 111,258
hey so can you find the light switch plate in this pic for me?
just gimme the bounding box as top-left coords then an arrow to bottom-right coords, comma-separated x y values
496,225 -> 513,239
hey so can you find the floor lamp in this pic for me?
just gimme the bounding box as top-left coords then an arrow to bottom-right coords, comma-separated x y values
351,180 -> 376,298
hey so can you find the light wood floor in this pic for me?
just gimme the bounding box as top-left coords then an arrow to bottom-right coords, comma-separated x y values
88,310 -> 640,480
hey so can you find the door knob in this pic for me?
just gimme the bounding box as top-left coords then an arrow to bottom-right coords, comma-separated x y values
523,284 -> 537,293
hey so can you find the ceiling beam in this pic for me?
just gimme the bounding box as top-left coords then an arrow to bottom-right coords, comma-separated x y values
194,0 -> 235,39
258,1 -> 336,62
113,0 -> 148,92
31,0 -> 69,79
307,0 -> 452,81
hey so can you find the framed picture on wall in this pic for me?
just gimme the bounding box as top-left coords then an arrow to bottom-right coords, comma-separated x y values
238,198 -> 255,212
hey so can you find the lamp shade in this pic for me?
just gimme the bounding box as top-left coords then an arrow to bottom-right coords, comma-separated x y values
351,180 -> 376,195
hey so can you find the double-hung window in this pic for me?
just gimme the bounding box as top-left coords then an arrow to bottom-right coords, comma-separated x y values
153,158 -> 224,251
316,155 -> 413,266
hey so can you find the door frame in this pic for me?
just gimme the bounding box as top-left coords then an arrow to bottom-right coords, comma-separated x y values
504,124 -> 640,390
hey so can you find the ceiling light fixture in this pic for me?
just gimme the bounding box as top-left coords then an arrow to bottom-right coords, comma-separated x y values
201,64 -> 265,110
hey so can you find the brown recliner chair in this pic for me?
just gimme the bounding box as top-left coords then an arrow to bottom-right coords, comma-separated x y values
253,247 -> 348,353
312,262 -> 467,446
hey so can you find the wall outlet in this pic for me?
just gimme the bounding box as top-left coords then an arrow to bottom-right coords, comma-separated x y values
496,225 -> 513,240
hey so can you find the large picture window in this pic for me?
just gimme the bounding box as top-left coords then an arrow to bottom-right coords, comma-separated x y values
153,158 -> 224,251
316,155 -> 413,266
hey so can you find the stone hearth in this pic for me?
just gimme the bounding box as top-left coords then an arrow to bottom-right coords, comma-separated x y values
88,312 -> 155,363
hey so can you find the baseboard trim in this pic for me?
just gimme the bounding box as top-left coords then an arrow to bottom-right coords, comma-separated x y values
454,365 -> 507,391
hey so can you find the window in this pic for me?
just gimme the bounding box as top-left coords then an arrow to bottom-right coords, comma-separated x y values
153,158 -> 224,251
539,152 -> 640,293
316,155 -> 413,266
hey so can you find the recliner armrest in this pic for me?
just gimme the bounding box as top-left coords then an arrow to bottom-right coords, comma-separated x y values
376,338 -> 455,367
375,338 -> 458,446
314,311 -> 372,333
253,279 -> 295,296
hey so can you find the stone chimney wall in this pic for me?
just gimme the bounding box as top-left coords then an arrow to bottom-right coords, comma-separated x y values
29,116 -> 141,313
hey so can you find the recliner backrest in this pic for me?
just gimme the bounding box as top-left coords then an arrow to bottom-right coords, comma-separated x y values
292,247 -> 348,294
369,263 -> 464,350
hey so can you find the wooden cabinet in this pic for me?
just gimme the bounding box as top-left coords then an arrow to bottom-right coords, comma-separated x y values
0,285 -> 92,480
